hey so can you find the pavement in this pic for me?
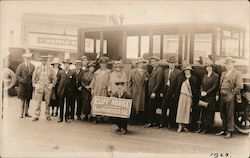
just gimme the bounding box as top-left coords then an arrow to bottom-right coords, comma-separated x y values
0,96 -> 249,158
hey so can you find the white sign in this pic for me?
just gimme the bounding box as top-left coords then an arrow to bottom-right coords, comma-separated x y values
28,32 -> 77,52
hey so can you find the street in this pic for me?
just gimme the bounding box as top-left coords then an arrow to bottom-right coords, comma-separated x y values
0,96 -> 249,158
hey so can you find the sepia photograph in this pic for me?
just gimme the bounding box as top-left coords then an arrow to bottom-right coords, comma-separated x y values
0,0 -> 249,157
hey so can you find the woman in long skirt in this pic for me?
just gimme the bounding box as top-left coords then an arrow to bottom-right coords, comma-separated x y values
175,65 -> 200,133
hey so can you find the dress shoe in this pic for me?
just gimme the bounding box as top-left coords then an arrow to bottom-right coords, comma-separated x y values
57,120 -> 63,123
158,124 -> 164,129
25,114 -> 32,117
116,128 -> 121,132
50,113 -> 54,116
216,131 -> 226,136
224,132 -> 232,139
20,114 -> 24,118
55,113 -> 58,116
183,127 -> 189,132
46,117 -> 51,121
194,129 -> 202,133
118,129 -> 127,135
177,127 -> 182,133
32,118 -> 39,121
144,123 -> 154,128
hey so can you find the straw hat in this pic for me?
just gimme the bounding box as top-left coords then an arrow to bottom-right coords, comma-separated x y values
224,57 -> 235,65
149,56 -> 160,61
166,56 -> 177,63
40,55 -> 48,61
22,53 -> 32,59
51,58 -> 61,65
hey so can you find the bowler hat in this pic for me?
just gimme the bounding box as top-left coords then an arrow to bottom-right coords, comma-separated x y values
167,56 -> 177,63
63,59 -> 72,64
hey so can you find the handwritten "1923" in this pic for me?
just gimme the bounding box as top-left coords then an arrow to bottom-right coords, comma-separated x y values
210,153 -> 231,158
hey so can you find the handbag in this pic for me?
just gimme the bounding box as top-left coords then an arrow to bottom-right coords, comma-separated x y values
198,100 -> 208,108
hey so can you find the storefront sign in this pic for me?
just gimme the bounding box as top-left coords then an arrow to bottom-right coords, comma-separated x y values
92,96 -> 132,118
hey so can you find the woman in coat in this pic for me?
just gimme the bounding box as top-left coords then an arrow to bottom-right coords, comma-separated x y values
49,58 -> 62,117
197,61 -> 219,133
175,65 -> 200,133
128,59 -> 149,124
81,62 -> 95,121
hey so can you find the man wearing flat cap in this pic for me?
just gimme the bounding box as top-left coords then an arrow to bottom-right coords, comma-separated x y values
159,56 -> 181,128
32,55 -> 56,121
74,60 -> 85,120
57,59 -> 77,122
216,57 -> 243,139
16,53 -> 35,118
145,56 -> 164,128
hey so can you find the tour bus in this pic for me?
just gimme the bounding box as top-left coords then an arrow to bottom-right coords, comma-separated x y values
76,22 -> 250,134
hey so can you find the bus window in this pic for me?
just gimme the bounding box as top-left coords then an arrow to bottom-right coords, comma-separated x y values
153,35 -> 161,58
222,38 -> 239,57
140,36 -> 149,58
96,39 -> 108,55
126,36 -> 139,59
163,35 -> 179,59
193,33 -> 212,64
85,38 -> 94,53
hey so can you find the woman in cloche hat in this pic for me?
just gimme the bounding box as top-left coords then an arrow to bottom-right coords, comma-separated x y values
175,64 -> 200,133
49,58 -> 62,117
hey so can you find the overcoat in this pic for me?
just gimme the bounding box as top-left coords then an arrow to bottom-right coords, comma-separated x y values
200,72 -> 219,111
128,68 -> 149,112
81,70 -> 94,114
147,65 -> 164,96
89,68 -> 111,96
16,62 -> 35,100
74,68 -> 85,97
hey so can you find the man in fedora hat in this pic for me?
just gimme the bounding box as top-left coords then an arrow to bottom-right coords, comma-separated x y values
159,56 -> 181,128
216,57 -> 243,139
57,59 -> 77,122
16,53 -> 35,118
74,60 -> 85,120
145,56 -> 164,128
89,56 -> 111,123
32,55 -> 56,121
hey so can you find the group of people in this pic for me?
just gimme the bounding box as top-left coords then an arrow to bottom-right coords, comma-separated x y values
16,53 -> 243,138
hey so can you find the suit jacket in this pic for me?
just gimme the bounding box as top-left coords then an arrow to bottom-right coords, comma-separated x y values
57,69 -> 77,97
163,68 -> 181,102
218,68 -> 243,101
74,68 -> 85,96
16,62 -> 35,100
148,65 -> 164,96
32,64 -> 56,93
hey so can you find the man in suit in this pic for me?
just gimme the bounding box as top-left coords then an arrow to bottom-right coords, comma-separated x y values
159,56 -> 181,128
145,56 -> 164,128
32,56 -> 56,121
74,60 -> 85,120
216,57 -> 243,139
16,53 -> 35,118
57,59 -> 77,123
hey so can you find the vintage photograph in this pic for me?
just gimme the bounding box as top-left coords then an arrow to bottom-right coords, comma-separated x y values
0,0 -> 249,157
